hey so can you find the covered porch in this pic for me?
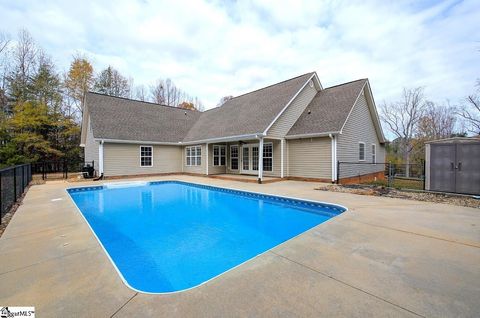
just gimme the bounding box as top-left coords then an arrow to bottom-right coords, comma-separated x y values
205,136 -> 285,184
208,173 -> 283,184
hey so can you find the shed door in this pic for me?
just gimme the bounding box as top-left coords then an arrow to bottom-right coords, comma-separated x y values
455,143 -> 480,195
430,144 -> 456,193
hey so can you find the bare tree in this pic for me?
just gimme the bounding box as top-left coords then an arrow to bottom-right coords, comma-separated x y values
7,29 -> 39,103
217,95 -> 234,107
150,78 -> 194,107
417,101 -> 457,140
134,85 -> 149,102
456,81 -> 480,135
380,87 -> 427,177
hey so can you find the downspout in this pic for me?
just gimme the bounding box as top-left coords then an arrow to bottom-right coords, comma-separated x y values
329,134 -> 336,183
205,143 -> 209,176
96,140 -> 104,180
257,135 -> 264,184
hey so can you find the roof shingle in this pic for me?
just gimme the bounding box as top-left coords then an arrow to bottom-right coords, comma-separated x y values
287,79 -> 367,136
86,93 -> 201,143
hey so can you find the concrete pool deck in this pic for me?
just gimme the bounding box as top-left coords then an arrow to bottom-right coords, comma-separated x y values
0,175 -> 479,317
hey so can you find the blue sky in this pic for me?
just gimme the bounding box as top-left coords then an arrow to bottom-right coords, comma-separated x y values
0,0 -> 478,109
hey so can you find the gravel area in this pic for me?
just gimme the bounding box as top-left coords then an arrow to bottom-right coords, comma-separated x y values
316,184 -> 480,209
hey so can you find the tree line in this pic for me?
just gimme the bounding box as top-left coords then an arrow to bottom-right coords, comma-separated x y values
0,29 -> 204,168
380,82 -> 479,173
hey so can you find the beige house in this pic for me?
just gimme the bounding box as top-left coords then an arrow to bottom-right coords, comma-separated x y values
81,72 -> 386,183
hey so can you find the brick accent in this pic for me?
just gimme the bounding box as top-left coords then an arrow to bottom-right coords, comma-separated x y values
338,171 -> 385,185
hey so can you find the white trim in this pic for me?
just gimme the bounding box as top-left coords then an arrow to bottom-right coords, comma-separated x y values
239,142 -> 273,175
185,145 -> 202,166
213,145 -> 226,167
229,144 -> 239,170
139,145 -> 153,167
258,137 -> 264,181
99,140 -> 104,175
364,81 -> 387,143
95,138 -> 180,145
205,143 -> 209,175
329,134 -> 337,182
263,73 -> 317,135
339,80 -> 386,143
280,139 -> 285,178
358,142 -> 366,161
285,132 -> 340,139
183,133 -> 262,145
339,82 -> 368,135
65,180 -> 347,295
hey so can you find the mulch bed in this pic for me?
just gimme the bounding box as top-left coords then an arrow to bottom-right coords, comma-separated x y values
315,184 -> 480,209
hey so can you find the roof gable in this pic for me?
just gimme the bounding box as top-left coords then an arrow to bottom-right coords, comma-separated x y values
287,79 -> 367,137
182,72 -> 314,142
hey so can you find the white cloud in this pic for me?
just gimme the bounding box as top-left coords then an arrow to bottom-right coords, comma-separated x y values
0,0 -> 478,108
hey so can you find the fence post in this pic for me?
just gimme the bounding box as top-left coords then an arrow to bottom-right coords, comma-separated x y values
0,171 -> 2,225
387,162 -> 391,188
422,159 -> 426,190
13,166 -> 17,202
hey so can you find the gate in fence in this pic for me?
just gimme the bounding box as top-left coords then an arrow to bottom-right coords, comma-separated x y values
31,160 -> 93,180
0,163 -> 32,224
337,161 -> 425,190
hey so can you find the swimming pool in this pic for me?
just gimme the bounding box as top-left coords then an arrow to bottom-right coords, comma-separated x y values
67,181 -> 346,293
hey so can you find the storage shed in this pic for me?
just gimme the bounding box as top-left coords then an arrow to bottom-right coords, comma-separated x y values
425,137 -> 480,195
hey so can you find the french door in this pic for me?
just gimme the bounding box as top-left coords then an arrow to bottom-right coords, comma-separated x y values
241,144 -> 259,174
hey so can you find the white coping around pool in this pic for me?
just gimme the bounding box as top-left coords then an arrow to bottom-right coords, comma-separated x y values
1,174 -> 478,317
66,179 -> 348,295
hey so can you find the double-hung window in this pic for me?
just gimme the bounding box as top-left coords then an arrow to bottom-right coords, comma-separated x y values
186,146 -> 201,166
140,146 -> 153,167
371,144 -> 376,163
213,145 -> 226,166
230,145 -> 238,170
359,142 -> 365,161
263,143 -> 273,172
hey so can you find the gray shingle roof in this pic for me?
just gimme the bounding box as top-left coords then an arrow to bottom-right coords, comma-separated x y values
182,72 -> 314,142
287,79 -> 367,136
86,93 -> 201,143
86,74 -> 371,144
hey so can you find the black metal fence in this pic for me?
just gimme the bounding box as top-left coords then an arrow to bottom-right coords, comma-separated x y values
0,163 -> 32,224
337,161 -> 425,190
31,160 -> 93,180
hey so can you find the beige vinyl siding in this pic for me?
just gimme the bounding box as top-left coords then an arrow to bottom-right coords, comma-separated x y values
287,137 -> 331,179
225,139 -> 281,177
183,144 -> 206,174
208,144 -> 227,175
84,116 -> 99,170
103,143 -> 182,177
337,89 -> 386,178
267,81 -> 318,138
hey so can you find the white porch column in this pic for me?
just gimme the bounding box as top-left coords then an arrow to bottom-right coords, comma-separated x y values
205,143 -> 209,175
99,140 -> 104,175
258,137 -> 264,183
280,139 -> 285,178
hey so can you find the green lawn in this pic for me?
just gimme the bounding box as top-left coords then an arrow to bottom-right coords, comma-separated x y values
365,178 -> 424,190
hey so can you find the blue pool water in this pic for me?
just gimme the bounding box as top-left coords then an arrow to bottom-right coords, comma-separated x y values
68,181 -> 345,293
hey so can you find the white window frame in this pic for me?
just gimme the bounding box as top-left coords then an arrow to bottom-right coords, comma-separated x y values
140,145 -> 153,167
213,145 -> 226,166
263,142 -> 273,172
230,145 -> 239,170
371,144 -> 376,163
186,145 -> 202,166
358,142 -> 366,161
